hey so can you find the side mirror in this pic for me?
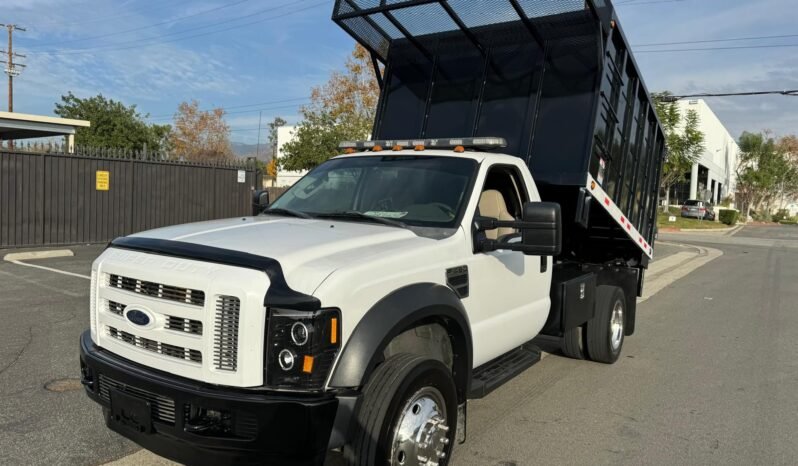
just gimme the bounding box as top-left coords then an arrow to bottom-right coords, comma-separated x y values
519,202 -> 562,256
252,189 -> 270,215
476,202 -> 562,257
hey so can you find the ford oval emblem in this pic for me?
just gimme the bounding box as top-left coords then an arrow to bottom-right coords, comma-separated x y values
126,309 -> 151,327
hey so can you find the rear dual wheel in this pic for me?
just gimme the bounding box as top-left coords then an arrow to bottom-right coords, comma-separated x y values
561,286 -> 626,364
586,286 -> 626,364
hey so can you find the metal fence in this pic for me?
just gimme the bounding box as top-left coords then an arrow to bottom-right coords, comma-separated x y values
0,147 -> 262,248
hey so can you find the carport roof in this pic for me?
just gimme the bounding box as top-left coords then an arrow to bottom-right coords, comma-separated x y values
0,111 -> 90,140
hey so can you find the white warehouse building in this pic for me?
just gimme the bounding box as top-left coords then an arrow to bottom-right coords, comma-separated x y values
275,125 -> 308,187
669,99 -> 740,205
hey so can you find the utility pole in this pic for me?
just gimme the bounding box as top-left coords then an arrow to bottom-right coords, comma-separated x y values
0,23 -> 26,112
256,110 -> 262,160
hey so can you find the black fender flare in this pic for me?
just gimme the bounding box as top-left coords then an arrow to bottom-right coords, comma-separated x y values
329,283 -> 473,402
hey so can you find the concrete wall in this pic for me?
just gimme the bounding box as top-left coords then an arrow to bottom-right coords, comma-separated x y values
275,125 -> 308,187
677,99 -> 740,203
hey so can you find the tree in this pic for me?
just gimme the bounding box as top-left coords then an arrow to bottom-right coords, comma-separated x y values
54,92 -> 171,151
281,45 -> 380,171
652,92 -> 705,210
736,132 -> 798,219
266,159 -> 278,177
169,100 -> 233,162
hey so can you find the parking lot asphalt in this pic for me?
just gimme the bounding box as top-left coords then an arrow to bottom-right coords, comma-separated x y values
2,229 -> 781,465
0,244 -> 141,466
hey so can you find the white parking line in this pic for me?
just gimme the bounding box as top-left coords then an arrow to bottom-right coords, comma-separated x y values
7,260 -> 90,280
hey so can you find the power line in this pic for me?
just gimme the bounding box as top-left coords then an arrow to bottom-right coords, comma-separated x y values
636,43 -> 798,53
147,98 -> 309,121
35,1 -> 327,56
32,0 -> 195,27
30,0 -> 252,48
657,90 -> 798,102
149,101 -> 309,123
635,33 -> 798,47
147,97 -> 308,119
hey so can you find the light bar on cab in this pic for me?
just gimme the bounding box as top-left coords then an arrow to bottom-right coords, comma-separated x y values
338,137 -> 507,151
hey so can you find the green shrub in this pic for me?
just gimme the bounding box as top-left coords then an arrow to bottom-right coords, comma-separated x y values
719,209 -> 740,226
779,217 -> 798,225
772,209 -> 790,223
751,210 -> 771,223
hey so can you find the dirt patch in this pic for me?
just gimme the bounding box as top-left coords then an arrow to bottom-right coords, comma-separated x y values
44,377 -> 83,392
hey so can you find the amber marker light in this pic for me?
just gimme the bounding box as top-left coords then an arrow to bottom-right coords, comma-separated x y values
330,318 -> 338,344
344,148 -> 356,154
414,145 -> 425,151
372,145 -> 383,152
302,355 -> 314,374
453,145 -> 466,153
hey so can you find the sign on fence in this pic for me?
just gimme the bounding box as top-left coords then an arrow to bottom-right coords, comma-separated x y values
96,170 -> 110,191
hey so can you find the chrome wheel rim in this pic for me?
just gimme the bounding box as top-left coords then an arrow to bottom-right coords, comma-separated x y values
390,386 -> 450,466
610,300 -> 624,351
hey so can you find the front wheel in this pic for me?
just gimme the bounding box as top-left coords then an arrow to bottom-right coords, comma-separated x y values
586,286 -> 626,364
345,354 -> 457,466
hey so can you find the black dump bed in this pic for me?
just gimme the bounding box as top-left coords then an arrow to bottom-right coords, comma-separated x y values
333,0 -> 666,266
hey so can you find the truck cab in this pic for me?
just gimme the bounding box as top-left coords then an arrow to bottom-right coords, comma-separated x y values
80,1 -> 666,465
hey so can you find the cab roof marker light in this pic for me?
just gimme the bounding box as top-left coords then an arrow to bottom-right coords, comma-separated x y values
337,137 -> 507,151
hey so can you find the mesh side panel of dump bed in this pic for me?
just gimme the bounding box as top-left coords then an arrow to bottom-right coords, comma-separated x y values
333,0 -> 603,61
333,0 -> 666,262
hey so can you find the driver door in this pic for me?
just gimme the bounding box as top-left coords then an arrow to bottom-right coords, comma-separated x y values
464,163 -> 552,367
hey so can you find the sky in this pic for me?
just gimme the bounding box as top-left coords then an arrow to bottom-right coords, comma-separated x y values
3,0 -> 797,145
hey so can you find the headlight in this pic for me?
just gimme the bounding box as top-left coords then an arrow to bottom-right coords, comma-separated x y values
265,308 -> 340,390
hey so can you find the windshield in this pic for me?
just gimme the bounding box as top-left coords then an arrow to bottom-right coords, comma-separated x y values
269,155 -> 477,228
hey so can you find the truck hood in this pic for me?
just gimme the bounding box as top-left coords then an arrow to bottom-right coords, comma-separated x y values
129,216 -> 432,295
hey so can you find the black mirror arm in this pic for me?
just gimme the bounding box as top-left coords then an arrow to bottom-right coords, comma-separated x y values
479,238 -> 549,272
474,216 -> 557,232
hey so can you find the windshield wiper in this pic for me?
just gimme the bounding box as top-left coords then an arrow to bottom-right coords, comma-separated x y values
262,207 -> 313,219
315,211 -> 407,228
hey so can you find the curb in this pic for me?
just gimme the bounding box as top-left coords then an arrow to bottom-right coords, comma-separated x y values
662,224 -> 742,234
638,243 -> 722,303
3,249 -> 74,262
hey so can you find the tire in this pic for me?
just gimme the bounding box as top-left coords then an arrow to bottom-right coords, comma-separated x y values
344,354 -> 458,466
561,325 -> 587,360
586,286 -> 626,364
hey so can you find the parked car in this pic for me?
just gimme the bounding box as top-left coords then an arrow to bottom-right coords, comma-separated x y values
681,200 -> 715,220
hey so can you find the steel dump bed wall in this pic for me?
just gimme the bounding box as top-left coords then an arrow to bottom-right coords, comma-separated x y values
333,0 -> 666,263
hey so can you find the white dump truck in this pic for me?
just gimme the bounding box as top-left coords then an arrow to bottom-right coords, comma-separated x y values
80,1 -> 666,465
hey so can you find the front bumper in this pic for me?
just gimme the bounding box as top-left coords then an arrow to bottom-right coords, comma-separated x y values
79,331 -> 339,466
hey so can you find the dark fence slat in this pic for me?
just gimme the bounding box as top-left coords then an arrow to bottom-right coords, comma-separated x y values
0,150 -> 260,248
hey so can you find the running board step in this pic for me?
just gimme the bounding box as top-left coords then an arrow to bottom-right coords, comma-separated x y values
468,344 -> 541,399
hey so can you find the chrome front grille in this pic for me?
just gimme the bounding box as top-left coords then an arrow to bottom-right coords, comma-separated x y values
165,316 -> 203,335
213,296 -> 240,371
98,374 -> 176,424
108,300 -> 126,316
108,274 -> 205,306
107,326 -> 202,364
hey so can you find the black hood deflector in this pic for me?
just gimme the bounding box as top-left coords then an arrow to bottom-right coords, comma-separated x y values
109,236 -> 321,312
